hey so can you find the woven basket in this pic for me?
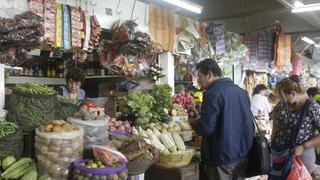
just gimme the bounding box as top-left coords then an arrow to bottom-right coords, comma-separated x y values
155,149 -> 194,168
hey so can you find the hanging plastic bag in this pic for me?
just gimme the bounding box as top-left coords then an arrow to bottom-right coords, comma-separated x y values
286,156 -> 312,180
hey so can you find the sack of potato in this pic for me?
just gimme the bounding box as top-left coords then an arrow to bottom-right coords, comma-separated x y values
67,117 -> 109,158
35,120 -> 84,180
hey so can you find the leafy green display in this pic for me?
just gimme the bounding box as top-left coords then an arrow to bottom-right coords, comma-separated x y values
124,90 -> 155,114
148,84 -> 173,113
124,90 -> 155,126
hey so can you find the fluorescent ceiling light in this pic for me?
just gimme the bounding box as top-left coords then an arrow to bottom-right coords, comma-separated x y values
162,0 -> 203,14
302,37 -> 315,44
293,1 -> 304,7
292,3 -> 320,13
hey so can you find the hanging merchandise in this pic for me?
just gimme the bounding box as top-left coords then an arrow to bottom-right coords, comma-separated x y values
257,30 -> 276,61
274,25 -> 291,66
149,4 -> 175,51
54,3 -> 63,48
88,15 -> 101,52
244,33 -> 258,61
206,23 -> 226,56
62,4 -> 71,50
71,6 -> 82,48
43,0 -> 56,47
0,11 -> 44,65
146,63 -> 165,81
224,32 -> 249,65
83,13 -> 91,51
29,0 -> 44,18
291,52 -> 303,76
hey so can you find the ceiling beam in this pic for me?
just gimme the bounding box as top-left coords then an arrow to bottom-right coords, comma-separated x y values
277,0 -> 320,29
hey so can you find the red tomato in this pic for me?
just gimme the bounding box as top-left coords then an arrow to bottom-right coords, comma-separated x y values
84,102 -> 93,108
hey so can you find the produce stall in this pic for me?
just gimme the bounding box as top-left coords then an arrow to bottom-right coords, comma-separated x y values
0,80 -> 202,180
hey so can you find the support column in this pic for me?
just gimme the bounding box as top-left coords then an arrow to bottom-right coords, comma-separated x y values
0,64 -> 5,109
158,52 -> 175,95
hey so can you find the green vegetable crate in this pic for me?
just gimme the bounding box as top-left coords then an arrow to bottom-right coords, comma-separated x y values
8,84 -> 57,132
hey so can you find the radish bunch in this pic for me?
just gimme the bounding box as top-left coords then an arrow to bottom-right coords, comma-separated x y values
106,116 -> 132,134
173,91 -> 193,108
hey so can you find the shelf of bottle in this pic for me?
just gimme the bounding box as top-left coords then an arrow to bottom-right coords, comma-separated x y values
5,76 -> 66,85
85,75 -> 125,79
5,75 -> 150,85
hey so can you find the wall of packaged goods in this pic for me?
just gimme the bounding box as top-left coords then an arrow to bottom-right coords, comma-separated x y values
0,0 -> 149,32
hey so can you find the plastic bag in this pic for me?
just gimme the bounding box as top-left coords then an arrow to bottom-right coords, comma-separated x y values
67,117 -> 109,158
286,156 -> 312,180
93,145 -> 127,166
35,127 -> 84,180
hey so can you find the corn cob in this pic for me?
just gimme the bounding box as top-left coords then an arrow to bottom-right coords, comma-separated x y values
172,132 -> 186,151
160,133 -> 177,153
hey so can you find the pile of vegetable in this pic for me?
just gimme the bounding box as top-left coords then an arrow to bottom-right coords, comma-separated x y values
148,85 -> 173,114
55,95 -> 80,120
132,126 -> 187,154
0,121 -> 19,138
123,90 -> 155,126
8,82 -> 57,131
119,138 -> 159,162
172,91 -> 193,108
186,103 -> 201,119
1,156 -> 37,180
38,120 -> 79,133
15,83 -> 56,95
0,121 -> 23,159
35,121 -> 83,179
80,160 -> 120,169
107,116 -> 132,135
72,145 -> 128,180
73,108 -> 105,121
170,104 -> 188,117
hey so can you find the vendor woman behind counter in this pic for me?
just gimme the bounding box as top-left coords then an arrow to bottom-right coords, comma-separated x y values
57,67 -> 86,100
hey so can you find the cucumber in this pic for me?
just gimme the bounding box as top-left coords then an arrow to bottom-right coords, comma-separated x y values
1,157 -> 32,178
2,161 -> 31,179
20,162 -> 37,180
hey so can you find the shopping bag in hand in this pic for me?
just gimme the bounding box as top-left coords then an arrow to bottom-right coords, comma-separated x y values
286,156 -> 312,180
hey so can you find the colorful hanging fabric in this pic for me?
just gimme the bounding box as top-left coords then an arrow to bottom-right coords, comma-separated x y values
274,25 -> 291,66
291,52 -> 303,75
206,23 -> 226,56
257,30 -> 275,61
244,33 -> 258,61
149,4 -> 175,51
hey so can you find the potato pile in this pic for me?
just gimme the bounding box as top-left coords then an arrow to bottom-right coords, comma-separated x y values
35,121 -> 83,180
39,120 -> 79,133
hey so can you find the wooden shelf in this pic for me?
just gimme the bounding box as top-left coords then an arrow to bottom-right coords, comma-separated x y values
6,76 -> 65,85
85,75 -> 125,79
